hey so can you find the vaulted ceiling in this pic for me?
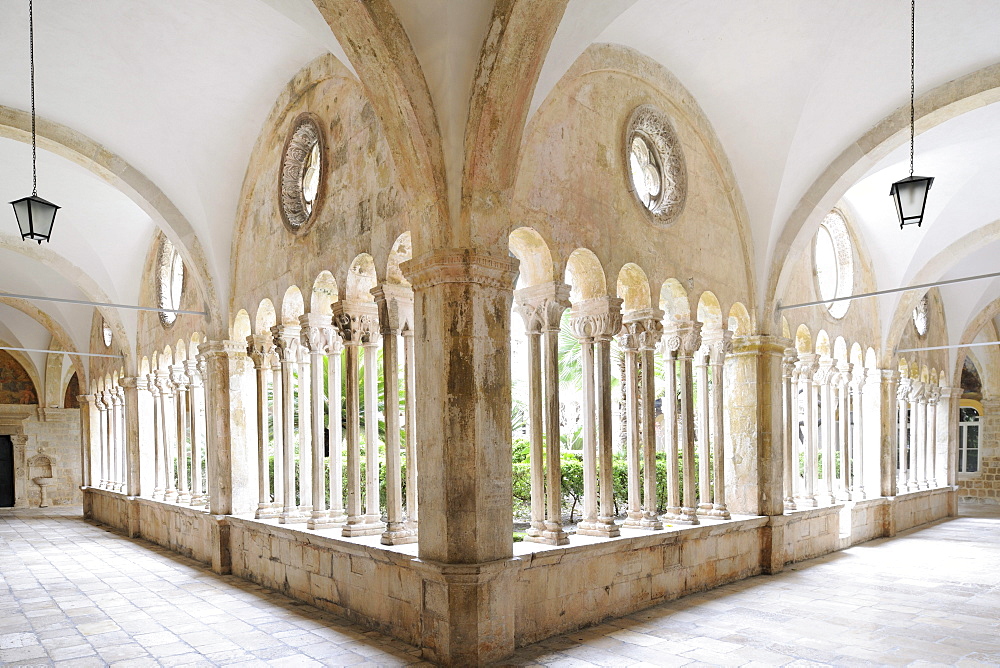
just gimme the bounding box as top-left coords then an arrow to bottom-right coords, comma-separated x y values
0,0 -> 998,387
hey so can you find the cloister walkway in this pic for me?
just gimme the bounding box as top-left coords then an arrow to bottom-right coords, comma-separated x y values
1,505 -> 998,667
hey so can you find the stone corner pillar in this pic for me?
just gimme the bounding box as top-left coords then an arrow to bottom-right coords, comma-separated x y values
200,339 -> 257,519
401,248 -> 519,667
726,335 -> 789,517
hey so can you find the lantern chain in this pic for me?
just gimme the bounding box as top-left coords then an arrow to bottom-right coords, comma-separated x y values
910,0 -> 915,178
30,0 -> 37,196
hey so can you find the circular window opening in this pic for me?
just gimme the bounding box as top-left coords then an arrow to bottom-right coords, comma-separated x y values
624,105 -> 686,226
913,294 -> 929,336
280,114 -> 324,232
157,238 -> 184,327
813,211 -> 854,319
102,319 -> 113,348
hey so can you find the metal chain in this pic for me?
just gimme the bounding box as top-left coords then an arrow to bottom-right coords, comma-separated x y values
910,0 -> 915,178
30,0 -> 37,195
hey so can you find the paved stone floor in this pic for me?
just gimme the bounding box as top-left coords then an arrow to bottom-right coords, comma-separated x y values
1,505 -> 998,667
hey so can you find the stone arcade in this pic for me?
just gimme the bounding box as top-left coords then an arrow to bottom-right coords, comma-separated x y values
2,2 -> 1000,666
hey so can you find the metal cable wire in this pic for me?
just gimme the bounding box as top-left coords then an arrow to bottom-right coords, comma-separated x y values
910,0 -> 915,177
30,0 -> 37,195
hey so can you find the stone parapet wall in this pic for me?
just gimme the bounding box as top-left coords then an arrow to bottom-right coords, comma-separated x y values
848,498 -> 889,545
892,487 -> 953,533
772,506 -> 840,564
513,517 -> 768,647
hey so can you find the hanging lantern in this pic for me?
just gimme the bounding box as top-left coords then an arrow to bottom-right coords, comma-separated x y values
11,0 -> 60,244
889,175 -> 934,228
891,0 -> 933,230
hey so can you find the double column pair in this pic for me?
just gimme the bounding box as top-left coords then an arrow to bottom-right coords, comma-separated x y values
896,379 -> 939,492
148,360 -> 208,506
94,385 -> 125,492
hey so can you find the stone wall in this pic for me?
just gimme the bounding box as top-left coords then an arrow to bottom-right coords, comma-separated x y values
2,407 -> 82,508
892,488 -> 953,533
958,399 -> 1000,505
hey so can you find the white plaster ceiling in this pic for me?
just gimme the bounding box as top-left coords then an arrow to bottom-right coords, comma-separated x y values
0,0 -> 999,381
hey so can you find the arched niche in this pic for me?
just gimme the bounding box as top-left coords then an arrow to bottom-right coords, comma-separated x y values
617,263 -> 651,312
509,227 -> 554,290
564,249 -> 607,303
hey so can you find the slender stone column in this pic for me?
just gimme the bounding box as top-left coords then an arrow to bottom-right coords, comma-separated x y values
248,333 -> 275,518
851,370 -> 866,499
185,359 -> 206,507
796,354 -> 819,507
621,324 -> 643,528
907,381 -> 921,492
110,390 -> 123,490
77,394 -> 96,488
196,356 -> 210,510
659,338 -> 680,521
837,361 -> 852,501
172,365 -> 191,505
327,331 -> 347,525
96,393 -> 108,489
896,377 -> 912,492
372,284 -> 417,544
879,370 -> 899,498
633,311 -> 664,529
148,377 -> 164,500
273,324 -> 304,523
939,387 -> 961,490
913,383 -> 926,490
270,352 -> 284,513
156,370 -> 177,502
571,319 -> 599,533
335,301 -> 384,536
816,359 -> 836,505
513,295 -> 545,540
571,296 -> 623,537
694,345 -> 712,515
115,386 -> 128,492
676,322 -> 702,524
298,339 -> 313,516
402,327 -> 417,530
782,348 -> 798,511
302,313 -> 339,530
707,331 -> 732,518
927,386 -> 940,487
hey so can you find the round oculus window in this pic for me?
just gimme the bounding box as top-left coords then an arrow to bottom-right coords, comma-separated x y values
624,105 -> 686,226
102,319 -> 113,347
280,115 -> 324,231
157,238 -> 184,327
813,211 -> 854,319
913,294 -> 929,336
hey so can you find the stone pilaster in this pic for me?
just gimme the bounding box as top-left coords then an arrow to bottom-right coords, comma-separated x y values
879,370 -> 899,498
780,349 -> 797,510
121,377 -> 144,498
726,335 -> 788,517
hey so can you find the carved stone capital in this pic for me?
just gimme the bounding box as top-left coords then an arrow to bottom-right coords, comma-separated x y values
569,296 -> 624,341
300,313 -> 335,356
246,334 -> 273,369
795,353 -> 819,381
514,282 -> 571,334
896,376 -> 913,401
271,324 -> 302,361
371,283 -> 415,335
782,348 -> 798,379
622,308 -> 664,352
77,393 -> 95,406
836,361 -> 853,387
333,301 -> 380,346
814,358 -> 836,385
170,365 -> 189,391
184,359 -> 203,388
926,385 -> 941,404
155,370 -> 173,398
704,329 -> 732,365
662,320 -> 701,357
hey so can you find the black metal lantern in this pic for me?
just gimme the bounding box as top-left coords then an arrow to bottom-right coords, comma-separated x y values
889,175 -> 933,228
11,0 -> 60,244
11,194 -> 60,244
891,0 -> 933,229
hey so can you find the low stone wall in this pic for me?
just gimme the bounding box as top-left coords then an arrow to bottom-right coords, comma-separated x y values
773,505 -> 841,564
849,497 -> 889,545
893,487 -> 953,533
227,518 -> 422,646
513,517 -> 768,646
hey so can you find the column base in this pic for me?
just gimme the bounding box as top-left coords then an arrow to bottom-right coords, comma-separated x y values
381,522 -> 418,545
576,518 -> 620,537
661,507 -> 699,525
279,510 -> 308,524
797,494 -> 817,508
255,503 -> 279,520
836,491 -> 852,502
783,497 -> 797,512
524,520 -> 545,538
152,489 -> 165,502
525,525 -> 569,545
638,514 -> 663,531
854,488 -> 866,500
342,520 -> 385,537
622,511 -> 644,529
696,502 -> 714,516
308,512 -> 345,531
176,492 -> 192,505
190,494 -> 206,507
708,505 -> 730,519
164,490 -> 178,503
329,509 -> 349,524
